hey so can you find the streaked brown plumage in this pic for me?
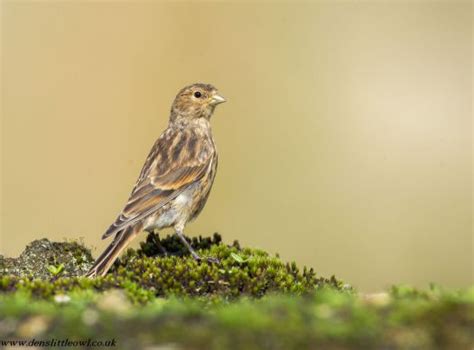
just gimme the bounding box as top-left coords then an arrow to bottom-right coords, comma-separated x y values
86,83 -> 225,277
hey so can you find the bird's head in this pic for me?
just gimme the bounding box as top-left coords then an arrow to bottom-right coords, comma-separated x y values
170,83 -> 226,122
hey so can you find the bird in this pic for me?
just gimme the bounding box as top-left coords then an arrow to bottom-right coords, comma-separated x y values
85,83 -> 226,277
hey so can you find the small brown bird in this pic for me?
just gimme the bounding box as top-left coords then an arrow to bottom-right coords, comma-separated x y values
86,83 -> 225,277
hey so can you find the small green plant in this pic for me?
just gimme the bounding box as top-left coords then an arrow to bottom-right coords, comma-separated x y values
230,252 -> 248,264
47,263 -> 65,277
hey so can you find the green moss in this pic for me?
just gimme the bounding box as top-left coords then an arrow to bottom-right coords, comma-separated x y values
0,233 -> 347,303
0,286 -> 472,349
2,234 -> 472,349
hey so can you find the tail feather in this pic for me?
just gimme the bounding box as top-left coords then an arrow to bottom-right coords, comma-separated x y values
86,225 -> 140,278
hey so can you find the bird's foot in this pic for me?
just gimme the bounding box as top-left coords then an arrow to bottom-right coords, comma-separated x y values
192,254 -> 220,264
205,256 -> 220,264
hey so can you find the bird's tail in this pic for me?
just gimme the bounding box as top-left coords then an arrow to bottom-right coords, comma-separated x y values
85,225 -> 140,278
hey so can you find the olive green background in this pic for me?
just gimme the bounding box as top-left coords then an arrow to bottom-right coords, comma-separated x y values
1,1 -> 472,291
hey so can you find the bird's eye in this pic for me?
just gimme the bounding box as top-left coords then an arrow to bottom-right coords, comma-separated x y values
194,91 -> 202,98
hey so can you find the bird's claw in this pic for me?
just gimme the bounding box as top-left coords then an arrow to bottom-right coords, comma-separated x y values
193,255 -> 220,264
206,256 -> 220,264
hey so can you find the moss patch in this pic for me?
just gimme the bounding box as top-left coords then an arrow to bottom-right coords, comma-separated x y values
0,233 -> 347,302
1,234 -> 472,349
0,286 -> 472,349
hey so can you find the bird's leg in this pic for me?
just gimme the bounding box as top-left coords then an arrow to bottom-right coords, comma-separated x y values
175,229 -> 219,263
175,230 -> 201,260
151,230 -> 168,256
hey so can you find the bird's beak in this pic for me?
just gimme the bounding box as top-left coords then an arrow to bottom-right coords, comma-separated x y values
211,93 -> 226,105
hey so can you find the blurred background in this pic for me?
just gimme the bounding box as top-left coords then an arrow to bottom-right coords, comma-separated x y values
1,1 -> 472,292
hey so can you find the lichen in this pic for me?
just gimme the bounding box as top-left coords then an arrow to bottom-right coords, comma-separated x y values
0,238 -> 93,279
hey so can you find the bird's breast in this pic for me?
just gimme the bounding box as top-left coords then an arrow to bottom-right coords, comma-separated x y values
143,182 -> 201,231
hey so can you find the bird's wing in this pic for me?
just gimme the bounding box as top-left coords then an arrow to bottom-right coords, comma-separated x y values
102,126 -> 214,239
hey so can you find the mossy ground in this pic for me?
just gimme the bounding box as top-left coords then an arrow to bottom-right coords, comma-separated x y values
1,233 -> 473,349
0,233 -> 346,302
